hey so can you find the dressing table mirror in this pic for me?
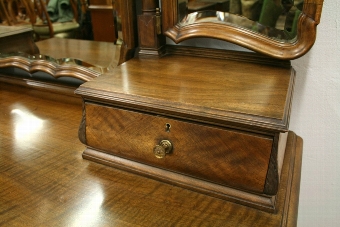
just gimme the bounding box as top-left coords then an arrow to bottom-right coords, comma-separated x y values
0,0 -> 137,88
162,0 -> 323,59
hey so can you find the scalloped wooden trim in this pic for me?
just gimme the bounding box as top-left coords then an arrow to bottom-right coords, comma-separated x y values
0,56 -> 101,81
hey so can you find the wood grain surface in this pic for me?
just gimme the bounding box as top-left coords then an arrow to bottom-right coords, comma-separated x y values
76,54 -> 295,132
85,102 -> 273,194
0,82 -> 302,226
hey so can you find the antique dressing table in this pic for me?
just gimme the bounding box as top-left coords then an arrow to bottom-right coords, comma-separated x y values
0,0 -> 323,226
74,0 -> 323,224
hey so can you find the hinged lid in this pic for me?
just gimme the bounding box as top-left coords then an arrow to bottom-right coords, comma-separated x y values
76,54 -> 295,132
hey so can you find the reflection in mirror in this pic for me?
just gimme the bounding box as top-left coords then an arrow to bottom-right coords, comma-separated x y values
0,0 -> 136,83
0,38 -> 118,83
0,51 -> 104,81
179,0 -> 303,41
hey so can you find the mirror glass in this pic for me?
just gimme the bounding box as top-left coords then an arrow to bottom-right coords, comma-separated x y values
178,0 -> 304,42
0,0 -> 133,83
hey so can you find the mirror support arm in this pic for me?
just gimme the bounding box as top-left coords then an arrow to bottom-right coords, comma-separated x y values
118,0 -> 138,64
138,0 -> 166,57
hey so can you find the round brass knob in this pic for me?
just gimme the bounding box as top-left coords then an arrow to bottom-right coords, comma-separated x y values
153,140 -> 172,159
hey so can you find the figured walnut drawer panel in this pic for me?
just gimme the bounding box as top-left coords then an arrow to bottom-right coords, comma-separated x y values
85,103 -> 273,194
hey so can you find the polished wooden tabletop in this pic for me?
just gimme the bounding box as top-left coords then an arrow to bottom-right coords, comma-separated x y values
77,55 -> 294,132
0,82 -> 302,226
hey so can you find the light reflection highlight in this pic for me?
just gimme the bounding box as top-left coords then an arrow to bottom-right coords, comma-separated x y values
71,185 -> 104,227
11,108 -> 44,141
121,63 -> 130,93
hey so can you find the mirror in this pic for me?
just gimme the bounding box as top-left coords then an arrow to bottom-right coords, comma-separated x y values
162,0 -> 324,59
0,0 -> 137,82
181,0 -> 304,41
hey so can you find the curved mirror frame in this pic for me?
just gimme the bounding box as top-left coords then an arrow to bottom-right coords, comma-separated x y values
161,0 -> 323,59
0,52 -> 104,81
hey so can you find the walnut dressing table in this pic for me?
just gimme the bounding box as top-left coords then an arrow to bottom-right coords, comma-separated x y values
0,0 -> 323,226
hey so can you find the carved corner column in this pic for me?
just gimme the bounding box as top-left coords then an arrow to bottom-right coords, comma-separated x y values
138,0 -> 166,57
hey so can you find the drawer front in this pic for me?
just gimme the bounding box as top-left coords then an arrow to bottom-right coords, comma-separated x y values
85,103 -> 273,194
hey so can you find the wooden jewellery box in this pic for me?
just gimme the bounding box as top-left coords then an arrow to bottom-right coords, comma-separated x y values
76,52 -> 293,212
75,0 -> 324,216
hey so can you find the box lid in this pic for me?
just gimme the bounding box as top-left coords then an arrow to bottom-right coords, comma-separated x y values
76,55 -> 295,132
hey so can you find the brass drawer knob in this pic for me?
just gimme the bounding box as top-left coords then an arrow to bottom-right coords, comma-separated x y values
153,140 -> 173,159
